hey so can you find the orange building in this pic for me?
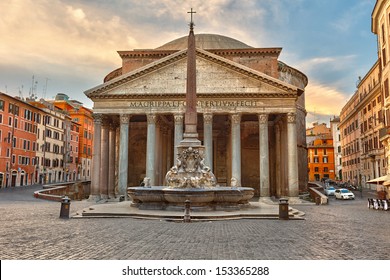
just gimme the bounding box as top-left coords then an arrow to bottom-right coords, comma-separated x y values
52,94 -> 93,180
0,93 -> 40,187
307,135 -> 336,181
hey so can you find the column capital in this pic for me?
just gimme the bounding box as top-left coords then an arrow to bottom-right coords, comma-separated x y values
174,114 -> 183,124
120,114 -> 131,124
102,116 -> 112,128
231,113 -> 241,124
287,112 -> 296,123
147,114 -> 157,124
92,113 -> 103,124
258,113 -> 268,124
109,119 -> 119,130
203,113 -> 213,124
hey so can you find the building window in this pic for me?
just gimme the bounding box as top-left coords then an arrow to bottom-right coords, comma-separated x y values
0,100 -> 4,111
314,167 -> 319,172
323,157 -> 328,163
383,47 -> 387,67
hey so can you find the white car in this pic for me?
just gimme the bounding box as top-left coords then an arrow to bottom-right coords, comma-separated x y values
335,188 -> 355,200
324,186 -> 335,196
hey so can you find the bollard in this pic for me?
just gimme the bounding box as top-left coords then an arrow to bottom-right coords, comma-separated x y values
184,200 -> 191,223
279,198 -> 289,220
60,196 -> 71,219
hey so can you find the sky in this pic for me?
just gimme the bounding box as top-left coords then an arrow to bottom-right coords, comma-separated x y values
0,0 -> 378,127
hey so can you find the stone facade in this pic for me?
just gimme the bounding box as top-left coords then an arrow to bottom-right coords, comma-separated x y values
339,61 -> 386,188
85,34 -> 308,200
372,0 -> 390,197
330,117 -> 342,180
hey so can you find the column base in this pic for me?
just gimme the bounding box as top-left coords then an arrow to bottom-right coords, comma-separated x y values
108,193 -> 116,199
87,194 -> 101,202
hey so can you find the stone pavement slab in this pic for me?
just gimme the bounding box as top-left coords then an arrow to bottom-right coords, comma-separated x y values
1,185 -> 389,260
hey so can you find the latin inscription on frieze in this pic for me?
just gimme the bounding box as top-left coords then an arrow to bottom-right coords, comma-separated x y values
126,100 -> 259,109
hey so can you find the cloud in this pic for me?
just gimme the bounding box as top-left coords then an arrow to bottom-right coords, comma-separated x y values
0,0 -> 378,115
298,55 -> 357,72
0,0 -> 135,72
305,81 -> 348,116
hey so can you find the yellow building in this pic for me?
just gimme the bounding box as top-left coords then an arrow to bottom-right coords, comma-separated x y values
339,90 -> 361,186
371,0 -> 390,198
356,61 -> 386,188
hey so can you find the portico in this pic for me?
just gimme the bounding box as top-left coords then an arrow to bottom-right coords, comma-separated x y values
85,33 -> 307,201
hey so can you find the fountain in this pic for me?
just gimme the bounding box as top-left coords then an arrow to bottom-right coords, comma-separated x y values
127,11 -> 254,211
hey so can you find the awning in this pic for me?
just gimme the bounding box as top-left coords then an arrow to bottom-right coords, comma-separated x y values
383,180 -> 390,186
367,174 -> 390,184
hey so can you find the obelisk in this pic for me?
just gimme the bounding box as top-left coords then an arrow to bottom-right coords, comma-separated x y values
165,9 -> 216,189
181,8 -> 201,146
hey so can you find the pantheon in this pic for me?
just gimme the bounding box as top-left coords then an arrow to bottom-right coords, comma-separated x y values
85,31 -> 308,201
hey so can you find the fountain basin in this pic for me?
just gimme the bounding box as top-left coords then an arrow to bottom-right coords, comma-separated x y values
127,186 -> 254,211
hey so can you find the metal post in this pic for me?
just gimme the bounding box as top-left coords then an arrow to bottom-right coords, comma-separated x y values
279,198 -> 289,220
184,200 -> 191,223
60,196 -> 71,219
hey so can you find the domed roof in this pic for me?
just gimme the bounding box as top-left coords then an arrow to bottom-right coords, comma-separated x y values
155,33 -> 253,50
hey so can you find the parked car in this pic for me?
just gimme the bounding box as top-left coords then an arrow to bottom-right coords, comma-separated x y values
335,188 -> 355,200
324,186 -> 336,196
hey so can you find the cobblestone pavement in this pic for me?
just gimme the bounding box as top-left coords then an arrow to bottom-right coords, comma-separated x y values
0,185 -> 389,260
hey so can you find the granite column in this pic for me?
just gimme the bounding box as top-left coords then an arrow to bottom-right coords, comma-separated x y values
259,113 -> 270,197
174,114 -> 183,158
100,118 -> 110,200
108,121 -> 117,198
118,114 -> 130,198
89,113 -> 102,201
231,113 -> 241,186
146,114 -> 156,186
287,112 -> 299,197
203,113 -> 213,171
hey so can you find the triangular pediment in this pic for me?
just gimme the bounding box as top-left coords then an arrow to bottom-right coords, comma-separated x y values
85,48 -> 299,99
